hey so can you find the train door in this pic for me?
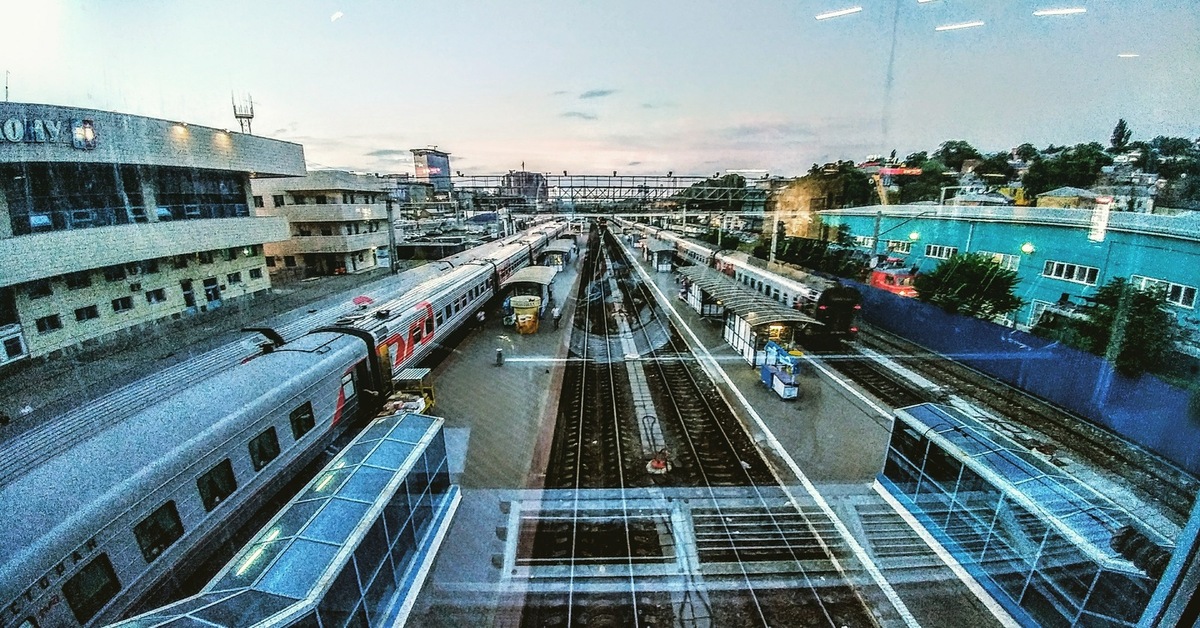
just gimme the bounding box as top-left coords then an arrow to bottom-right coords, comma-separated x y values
336,361 -> 371,425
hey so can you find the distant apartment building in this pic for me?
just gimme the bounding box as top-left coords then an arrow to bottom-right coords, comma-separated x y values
411,148 -> 452,195
500,171 -> 549,206
0,102 -> 303,365
251,170 -> 392,280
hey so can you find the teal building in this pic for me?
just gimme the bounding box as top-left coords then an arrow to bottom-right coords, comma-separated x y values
819,205 -> 1200,352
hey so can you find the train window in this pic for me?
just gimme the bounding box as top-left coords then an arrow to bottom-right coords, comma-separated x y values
249,427 -> 281,471
197,459 -> 238,511
444,305 -> 451,321
411,325 -> 424,344
62,553 -> 122,624
341,372 -> 357,401
424,317 -> 434,336
435,312 -> 444,326
133,501 -> 185,563
290,402 -> 315,440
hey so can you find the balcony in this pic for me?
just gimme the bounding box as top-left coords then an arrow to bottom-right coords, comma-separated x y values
267,231 -> 390,255
260,203 -> 390,223
0,217 -> 289,288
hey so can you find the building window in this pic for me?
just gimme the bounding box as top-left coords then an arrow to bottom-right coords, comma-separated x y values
886,240 -> 912,254
851,235 -> 876,248
284,256 -> 296,268
103,265 -> 127,282
62,554 -> 122,624
4,337 -> 24,360
27,279 -> 52,299
243,245 -> 260,257
977,251 -> 1020,271
65,271 -> 92,290
74,305 -> 100,322
925,245 -> 958,260
227,272 -> 242,284
253,195 -> 264,208
315,195 -> 328,204
198,251 -> 214,264
248,427 -> 281,471
35,315 -> 62,334
141,259 -> 160,274
173,255 -> 189,269
112,296 -> 134,313
1043,260 -> 1099,285
249,268 -> 263,280
145,288 -> 167,304
273,194 -> 285,207
197,459 -> 237,511
133,501 -> 184,563
1131,275 -> 1197,308
290,402 -> 316,440
265,257 -> 276,268
225,248 -> 237,261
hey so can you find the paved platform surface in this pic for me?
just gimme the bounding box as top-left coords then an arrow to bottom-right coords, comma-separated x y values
410,243 -> 1007,627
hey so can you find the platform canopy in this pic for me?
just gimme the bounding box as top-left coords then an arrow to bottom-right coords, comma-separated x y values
678,265 -> 818,327
646,240 -> 676,253
542,241 -> 573,254
502,265 -> 557,288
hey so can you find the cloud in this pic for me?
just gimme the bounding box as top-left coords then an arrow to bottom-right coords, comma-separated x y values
561,111 -> 598,120
579,89 -> 617,99
641,102 -> 675,109
551,90 -> 569,96
627,161 -> 642,166
365,148 -> 411,158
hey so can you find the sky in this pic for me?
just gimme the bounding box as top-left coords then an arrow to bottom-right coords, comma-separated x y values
3,0 -> 1198,177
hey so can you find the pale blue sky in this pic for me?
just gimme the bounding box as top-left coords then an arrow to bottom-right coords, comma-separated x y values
4,0 -> 1197,176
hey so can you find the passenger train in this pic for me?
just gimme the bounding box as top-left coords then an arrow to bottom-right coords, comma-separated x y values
617,218 -> 862,341
0,221 -> 565,628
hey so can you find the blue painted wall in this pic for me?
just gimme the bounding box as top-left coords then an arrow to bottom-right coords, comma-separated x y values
823,210 -> 1200,338
849,279 -> 1200,476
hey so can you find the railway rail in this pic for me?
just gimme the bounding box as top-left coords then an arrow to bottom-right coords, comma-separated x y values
858,325 -> 1198,525
523,226 -> 883,628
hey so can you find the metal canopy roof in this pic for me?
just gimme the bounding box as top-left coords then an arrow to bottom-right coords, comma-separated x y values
646,240 -> 676,253
502,265 -> 557,288
542,241 -> 573,254
678,265 -> 818,327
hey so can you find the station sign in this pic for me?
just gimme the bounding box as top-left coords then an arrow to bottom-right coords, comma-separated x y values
878,167 -> 923,176
0,117 -> 97,149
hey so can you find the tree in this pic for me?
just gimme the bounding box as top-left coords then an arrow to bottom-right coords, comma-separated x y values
1014,143 -> 1040,162
912,253 -> 1023,319
1021,142 -> 1113,196
973,151 -> 1017,183
898,158 -> 953,203
933,140 -> 983,172
1034,278 -> 1179,377
1110,118 -> 1132,153
904,150 -> 928,165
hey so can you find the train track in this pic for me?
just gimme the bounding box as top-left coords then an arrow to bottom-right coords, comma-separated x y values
857,325 -> 1199,525
523,228 -> 882,628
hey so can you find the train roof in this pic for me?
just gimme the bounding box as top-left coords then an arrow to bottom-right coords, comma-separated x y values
678,265 -> 819,327
502,265 -> 557,288
0,331 -> 363,594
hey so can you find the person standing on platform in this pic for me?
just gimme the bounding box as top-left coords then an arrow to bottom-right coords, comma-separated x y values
552,306 -> 562,330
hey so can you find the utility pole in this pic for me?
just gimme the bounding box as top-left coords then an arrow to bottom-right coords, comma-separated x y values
769,211 -> 779,264
385,196 -> 399,274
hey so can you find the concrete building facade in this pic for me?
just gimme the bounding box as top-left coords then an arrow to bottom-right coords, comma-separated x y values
819,205 -> 1200,349
410,148 -> 452,195
251,171 -> 392,281
0,102 -> 304,365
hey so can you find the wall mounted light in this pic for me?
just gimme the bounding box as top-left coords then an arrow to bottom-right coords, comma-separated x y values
908,231 -> 920,241
1021,242 -> 1036,255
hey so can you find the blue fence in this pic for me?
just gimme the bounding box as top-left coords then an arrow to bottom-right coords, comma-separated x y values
847,280 -> 1200,477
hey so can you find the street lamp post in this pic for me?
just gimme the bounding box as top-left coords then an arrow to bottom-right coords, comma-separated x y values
384,195 -> 399,275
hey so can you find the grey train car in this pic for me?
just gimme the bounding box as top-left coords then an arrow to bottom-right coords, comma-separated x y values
619,218 -> 862,340
0,220 -> 565,628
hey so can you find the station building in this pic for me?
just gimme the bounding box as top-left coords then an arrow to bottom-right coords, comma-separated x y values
0,102 -> 304,365
818,205 -> 1200,349
251,171 -> 393,281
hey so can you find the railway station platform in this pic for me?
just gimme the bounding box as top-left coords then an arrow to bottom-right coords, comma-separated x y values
407,241 -> 1013,627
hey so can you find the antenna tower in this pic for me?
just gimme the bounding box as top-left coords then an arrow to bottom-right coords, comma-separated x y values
232,93 -> 254,134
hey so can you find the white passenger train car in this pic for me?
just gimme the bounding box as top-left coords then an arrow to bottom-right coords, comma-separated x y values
0,221 -> 565,628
